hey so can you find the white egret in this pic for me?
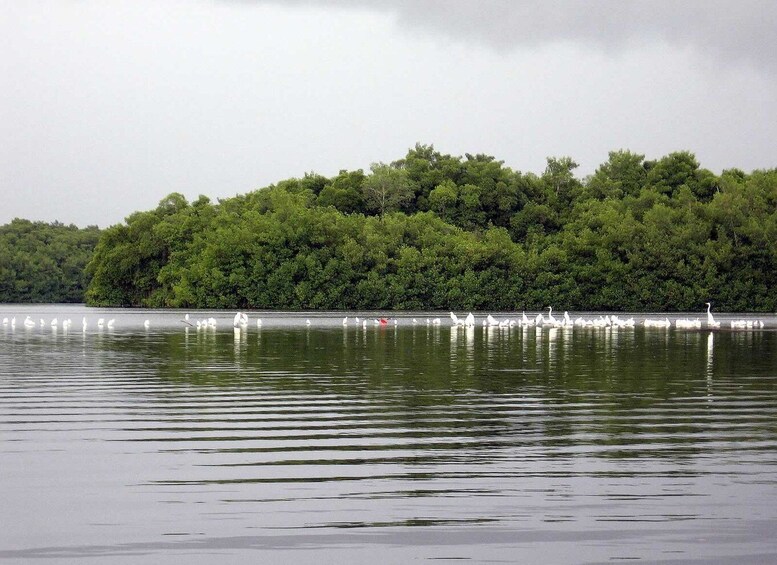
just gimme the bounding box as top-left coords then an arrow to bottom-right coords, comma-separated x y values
233,312 -> 248,328
107,319 -> 115,328
256,318 -> 263,328
705,303 -> 721,328
144,320 -> 150,329
644,318 -> 670,328
465,313 -> 475,327
97,318 -> 105,328
50,318 -> 58,327
306,319 -> 311,326
24,316 -> 35,328
343,316 -> 348,326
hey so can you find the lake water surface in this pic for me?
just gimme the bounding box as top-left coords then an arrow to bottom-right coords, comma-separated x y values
2,305 -> 777,563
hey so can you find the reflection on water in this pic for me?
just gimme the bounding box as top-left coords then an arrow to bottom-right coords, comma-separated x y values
1,307 -> 777,563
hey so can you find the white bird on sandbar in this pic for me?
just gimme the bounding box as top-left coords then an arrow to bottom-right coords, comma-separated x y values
705,302 -> 721,328
675,318 -> 701,329
233,312 -> 248,328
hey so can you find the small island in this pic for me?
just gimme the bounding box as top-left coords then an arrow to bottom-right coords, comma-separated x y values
2,145 -> 775,312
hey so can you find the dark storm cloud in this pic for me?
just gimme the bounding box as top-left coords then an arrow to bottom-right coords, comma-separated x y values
247,0 -> 777,75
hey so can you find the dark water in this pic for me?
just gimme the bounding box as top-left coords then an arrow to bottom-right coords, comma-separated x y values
2,306 -> 777,564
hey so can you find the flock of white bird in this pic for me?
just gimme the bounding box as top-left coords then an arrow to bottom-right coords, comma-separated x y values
1,303 -> 767,332
0,315 -> 118,330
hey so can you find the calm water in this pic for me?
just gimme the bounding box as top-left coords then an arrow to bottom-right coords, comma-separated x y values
2,305 -> 777,564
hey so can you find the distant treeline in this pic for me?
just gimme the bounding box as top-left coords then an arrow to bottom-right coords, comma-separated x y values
82,145 -> 777,312
0,219 -> 101,303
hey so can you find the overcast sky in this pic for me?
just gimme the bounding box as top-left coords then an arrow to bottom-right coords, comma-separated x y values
1,0 -> 775,227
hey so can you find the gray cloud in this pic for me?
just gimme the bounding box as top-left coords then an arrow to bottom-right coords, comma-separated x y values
2,1 -> 775,227
249,0 -> 777,76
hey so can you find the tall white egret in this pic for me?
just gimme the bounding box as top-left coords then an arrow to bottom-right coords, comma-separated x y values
705,303 -> 721,328
107,319 -> 115,328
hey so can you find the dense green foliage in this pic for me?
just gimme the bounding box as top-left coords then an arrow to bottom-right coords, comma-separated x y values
85,145 -> 777,311
0,219 -> 101,303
